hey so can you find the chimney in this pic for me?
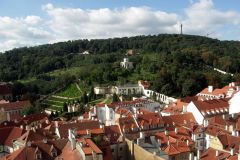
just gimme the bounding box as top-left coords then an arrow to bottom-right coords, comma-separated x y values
92,151 -> 97,158
231,148 -> 234,156
203,119 -> 208,127
232,130 -> 236,136
222,114 -> 226,119
86,129 -> 91,136
7,113 -> 10,122
140,132 -> 145,139
55,121 -> 59,128
158,139 -> 161,146
27,141 -> 31,147
43,138 -> 47,144
225,125 -> 228,131
165,130 -> 168,135
236,131 -> 239,137
186,139 -> 189,146
174,127 -> 178,134
189,152 -> 193,160
216,150 -> 219,156
208,86 -> 213,93
39,123 -> 42,129
197,150 -> 200,160
68,129 -> 76,150
100,124 -> 104,129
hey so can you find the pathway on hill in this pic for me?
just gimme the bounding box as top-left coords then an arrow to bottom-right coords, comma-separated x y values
75,83 -> 82,93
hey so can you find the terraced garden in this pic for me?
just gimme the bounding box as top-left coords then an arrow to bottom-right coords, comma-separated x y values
56,83 -> 82,98
42,83 -> 82,112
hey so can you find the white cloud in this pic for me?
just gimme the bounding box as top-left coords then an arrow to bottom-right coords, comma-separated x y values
1,0 -> 240,52
0,16 -> 52,52
42,5 -> 180,41
24,16 -> 43,25
183,0 -> 240,36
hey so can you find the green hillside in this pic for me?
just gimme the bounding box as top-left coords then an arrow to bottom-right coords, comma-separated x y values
2,34 -> 240,98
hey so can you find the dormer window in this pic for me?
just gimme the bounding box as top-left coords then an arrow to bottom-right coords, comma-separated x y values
36,153 -> 42,160
52,151 -> 57,157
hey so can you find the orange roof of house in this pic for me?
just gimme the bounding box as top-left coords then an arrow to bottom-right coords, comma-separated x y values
78,138 -> 103,155
0,100 -> 31,111
57,141 -> 82,160
200,147 -> 235,160
77,128 -> 104,135
192,98 -> 229,112
0,127 -> 25,147
199,88 -> 227,96
163,112 -> 197,127
205,124 -> 230,137
57,120 -> 100,138
217,134 -> 240,152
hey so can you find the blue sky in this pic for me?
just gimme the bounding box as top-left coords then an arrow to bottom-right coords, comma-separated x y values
0,0 -> 240,52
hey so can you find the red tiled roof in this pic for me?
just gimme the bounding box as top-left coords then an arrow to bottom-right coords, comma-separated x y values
1,139 -> 69,160
104,125 -> 121,143
19,113 -> 49,125
57,141 -> 82,160
0,127 -> 25,147
78,138 -> 103,155
205,124 -> 230,137
200,147 -> 233,160
199,88 -> 227,96
137,112 -> 164,126
0,101 -> 31,111
107,98 -> 148,109
77,128 -> 104,135
163,113 -> 197,127
57,120 -> 100,138
217,134 -> 240,152
192,98 -> 229,112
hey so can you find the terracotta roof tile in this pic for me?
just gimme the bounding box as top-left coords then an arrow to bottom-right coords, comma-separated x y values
0,127 -> 25,147
0,101 -> 31,111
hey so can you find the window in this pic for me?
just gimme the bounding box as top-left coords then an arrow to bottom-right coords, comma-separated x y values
119,147 -> 122,151
111,149 -> 114,153
36,153 -> 42,160
52,151 -> 57,157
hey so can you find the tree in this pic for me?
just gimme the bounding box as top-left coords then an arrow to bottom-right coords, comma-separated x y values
82,91 -> 88,104
78,103 -> 85,114
112,93 -> 119,102
63,102 -> 68,112
181,79 -> 196,97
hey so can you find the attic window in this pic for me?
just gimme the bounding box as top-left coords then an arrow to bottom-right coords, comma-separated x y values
52,151 -> 57,157
36,153 -> 42,160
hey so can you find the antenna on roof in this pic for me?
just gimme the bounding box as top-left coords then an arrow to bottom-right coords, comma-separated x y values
206,31 -> 215,37
180,24 -> 183,35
